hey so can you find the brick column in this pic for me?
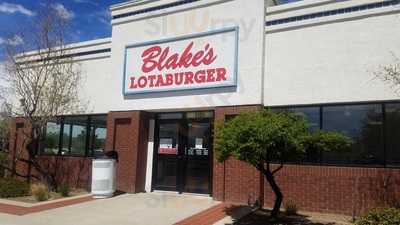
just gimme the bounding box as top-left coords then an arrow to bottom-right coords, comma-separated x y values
8,118 -> 30,179
105,111 -> 150,193
213,105 -> 262,203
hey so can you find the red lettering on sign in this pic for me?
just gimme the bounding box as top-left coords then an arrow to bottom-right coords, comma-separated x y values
126,38 -> 234,92
184,72 -> 194,85
148,75 -> 157,87
194,70 -> 206,83
206,69 -> 215,82
175,72 -> 184,85
128,67 -> 228,89
216,68 -> 227,81
141,42 -> 217,73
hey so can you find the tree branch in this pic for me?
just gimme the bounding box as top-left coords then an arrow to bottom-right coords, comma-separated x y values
272,162 -> 284,175
0,164 -> 40,180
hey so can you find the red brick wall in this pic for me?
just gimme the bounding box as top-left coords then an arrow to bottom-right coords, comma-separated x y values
264,165 -> 400,216
8,118 -> 92,189
8,118 -> 29,178
213,105 -> 263,202
212,105 -> 400,216
8,111 -> 150,193
36,156 -> 92,189
105,111 -> 149,193
9,108 -> 400,216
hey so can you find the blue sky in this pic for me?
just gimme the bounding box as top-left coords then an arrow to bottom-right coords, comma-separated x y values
0,0 -> 126,60
0,0 -> 302,60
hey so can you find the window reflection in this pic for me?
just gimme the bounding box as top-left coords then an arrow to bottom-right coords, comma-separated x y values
272,107 -> 321,163
62,123 -> 71,155
385,103 -> 400,166
272,104 -> 389,166
90,116 -> 107,156
280,107 -> 320,132
43,120 -> 61,155
63,117 -> 87,156
42,115 -> 107,157
322,105 -> 383,165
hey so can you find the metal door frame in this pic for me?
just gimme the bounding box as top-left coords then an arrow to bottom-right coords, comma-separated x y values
151,111 -> 214,195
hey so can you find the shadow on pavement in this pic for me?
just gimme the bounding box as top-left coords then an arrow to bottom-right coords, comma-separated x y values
224,207 -> 339,225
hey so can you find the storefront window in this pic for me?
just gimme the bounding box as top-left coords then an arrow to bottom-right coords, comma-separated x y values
322,104 -> 383,165
270,103 -> 396,166
272,107 -> 321,163
41,115 -> 107,157
62,123 -> 71,155
277,107 -> 321,132
385,103 -> 400,166
43,120 -> 61,155
69,117 -> 88,156
89,116 -> 107,156
292,107 -> 321,163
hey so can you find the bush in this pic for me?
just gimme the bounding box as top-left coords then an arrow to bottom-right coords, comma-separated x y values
284,200 -> 298,216
57,183 -> 70,197
0,152 -> 7,178
31,183 -> 49,202
0,178 -> 30,198
355,208 -> 400,225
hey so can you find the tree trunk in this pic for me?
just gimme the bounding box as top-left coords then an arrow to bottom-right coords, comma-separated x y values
263,169 -> 283,218
26,138 -> 36,183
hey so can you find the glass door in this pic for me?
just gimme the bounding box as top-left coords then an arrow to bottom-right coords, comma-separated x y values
153,112 -> 213,194
153,122 -> 180,191
183,122 -> 211,194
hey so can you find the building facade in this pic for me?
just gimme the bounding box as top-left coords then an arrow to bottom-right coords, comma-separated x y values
9,0 -> 400,215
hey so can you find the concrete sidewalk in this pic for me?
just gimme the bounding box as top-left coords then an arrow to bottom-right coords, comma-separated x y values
0,193 -> 218,225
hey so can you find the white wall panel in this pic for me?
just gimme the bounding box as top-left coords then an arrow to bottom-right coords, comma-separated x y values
264,2 -> 400,106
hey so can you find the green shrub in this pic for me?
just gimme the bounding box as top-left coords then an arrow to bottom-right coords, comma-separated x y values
355,208 -> 400,225
0,178 -> 30,198
57,183 -> 70,197
284,200 -> 298,216
31,183 -> 49,202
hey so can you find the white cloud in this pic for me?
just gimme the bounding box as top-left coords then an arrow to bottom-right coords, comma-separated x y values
0,35 -> 24,46
0,61 -> 12,107
52,3 -> 74,20
7,35 -> 24,46
0,62 -> 4,74
0,2 -> 35,16
73,0 -> 99,6
0,61 -> 7,88
97,9 -> 111,26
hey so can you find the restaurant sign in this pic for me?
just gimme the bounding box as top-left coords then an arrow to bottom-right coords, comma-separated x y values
123,27 -> 238,95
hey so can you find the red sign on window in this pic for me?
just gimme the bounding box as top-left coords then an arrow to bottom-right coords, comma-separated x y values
158,147 -> 178,155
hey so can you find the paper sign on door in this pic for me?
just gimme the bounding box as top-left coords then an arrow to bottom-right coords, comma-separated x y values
195,138 -> 203,149
159,138 -> 177,155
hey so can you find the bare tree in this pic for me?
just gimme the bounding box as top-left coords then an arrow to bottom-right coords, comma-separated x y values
0,102 -> 11,178
1,4 -> 83,189
375,53 -> 400,95
0,103 -> 11,150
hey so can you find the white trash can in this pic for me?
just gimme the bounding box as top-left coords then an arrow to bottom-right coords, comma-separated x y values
91,158 -> 116,198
